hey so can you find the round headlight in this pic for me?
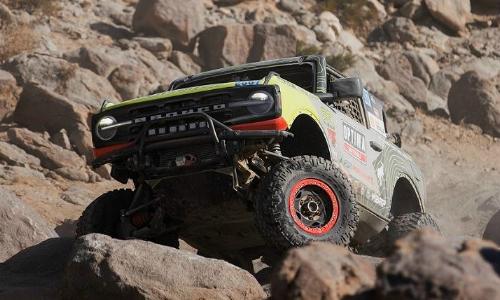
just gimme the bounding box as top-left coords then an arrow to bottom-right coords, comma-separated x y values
96,116 -> 117,141
248,91 -> 274,114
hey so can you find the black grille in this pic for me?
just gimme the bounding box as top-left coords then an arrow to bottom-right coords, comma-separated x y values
332,97 -> 365,125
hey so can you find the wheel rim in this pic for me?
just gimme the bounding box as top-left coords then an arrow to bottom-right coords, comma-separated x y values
288,178 -> 339,235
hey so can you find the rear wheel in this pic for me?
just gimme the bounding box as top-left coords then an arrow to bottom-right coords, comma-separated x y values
387,212 -> 440,241
254,155 -> 359,251
359,212 -> 440,256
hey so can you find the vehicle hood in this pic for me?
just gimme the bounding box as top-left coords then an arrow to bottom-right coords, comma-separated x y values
102,80 -> 265,112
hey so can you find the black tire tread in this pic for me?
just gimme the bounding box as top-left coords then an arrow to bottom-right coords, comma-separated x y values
388,212 -> 440,241
76,189 -> 133,237
254,155 -> 359,251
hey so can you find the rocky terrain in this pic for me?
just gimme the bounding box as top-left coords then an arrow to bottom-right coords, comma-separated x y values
0,0 -> 499,298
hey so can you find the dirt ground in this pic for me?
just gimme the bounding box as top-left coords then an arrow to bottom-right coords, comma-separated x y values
405,112 -> 500,238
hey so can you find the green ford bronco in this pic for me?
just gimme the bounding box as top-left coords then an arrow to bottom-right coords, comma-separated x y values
77,55 -> 438,259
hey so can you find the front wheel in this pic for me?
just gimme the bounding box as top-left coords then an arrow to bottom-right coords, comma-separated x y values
254,155 -> 359,251
76,189 -> 134,238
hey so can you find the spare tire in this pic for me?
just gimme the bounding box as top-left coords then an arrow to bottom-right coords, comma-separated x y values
254,155 -> 359,251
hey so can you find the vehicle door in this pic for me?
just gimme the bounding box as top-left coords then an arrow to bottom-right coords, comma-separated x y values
326,81 -> 388,214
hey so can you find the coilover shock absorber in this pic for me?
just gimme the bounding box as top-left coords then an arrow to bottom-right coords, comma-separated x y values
270,143 -> 281,155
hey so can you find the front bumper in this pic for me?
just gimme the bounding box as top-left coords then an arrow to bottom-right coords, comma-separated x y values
93,112 -> 292,179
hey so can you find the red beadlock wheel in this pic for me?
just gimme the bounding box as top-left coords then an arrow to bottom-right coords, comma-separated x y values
254,155 -> 359,250
288,178 -> 340,235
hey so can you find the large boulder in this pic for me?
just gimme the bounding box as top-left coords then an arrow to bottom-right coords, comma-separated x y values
345,56 -> 415,118
404,50 -> 440,86
0,141 -> 41,168
0,238 -> 73,298
7,128 -> 86,171
448,71 -> 500,137
248,24 -> 297,62
383,17 -> 419,43
132,0 -> 206,49
64,234 -> 266,300
272,242 -> 377,300
65,45 -> 184,100
377,54 -> 428,107
424,0 -> 471,34
198,24 -> 255,70
3,54 -> 120,108
376,230 -> 500,299
0,188 -> 57,262
0,70 -> 19,120
13,83 -> 93,160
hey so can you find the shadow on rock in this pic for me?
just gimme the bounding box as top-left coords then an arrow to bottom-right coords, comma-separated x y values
0,238 -> 74,300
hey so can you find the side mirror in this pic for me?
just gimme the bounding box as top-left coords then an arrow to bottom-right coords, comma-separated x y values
388,133 -> 402,148
329,77 -> 364,100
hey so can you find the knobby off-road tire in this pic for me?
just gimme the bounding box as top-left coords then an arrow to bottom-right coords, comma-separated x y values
387,212 -> 440,241
254,155 -> 359,251
359,212 -> 440,257
76,189 -> 134,238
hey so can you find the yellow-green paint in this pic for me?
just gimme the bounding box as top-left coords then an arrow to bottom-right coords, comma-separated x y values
103,82 -> 237,111
102,76 -> 323,130
267,75 -> 321,126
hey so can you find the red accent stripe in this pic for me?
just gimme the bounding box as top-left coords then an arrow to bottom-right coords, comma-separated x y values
230,117 -> 288,131
93,142 -> 134,159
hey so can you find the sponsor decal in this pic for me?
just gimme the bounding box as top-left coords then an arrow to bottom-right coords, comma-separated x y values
235,80 -> 260,87
343,123 -> 367,164
362,89 -> 372,108
327,128 -> 336,145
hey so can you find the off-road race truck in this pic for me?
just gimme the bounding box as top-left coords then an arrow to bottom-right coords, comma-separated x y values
77,55 -> 438,262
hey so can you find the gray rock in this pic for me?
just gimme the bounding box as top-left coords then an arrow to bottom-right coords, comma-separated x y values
0,141 -> 40,168
198,24 -> 255,70
272,242 -> 376,300
4,54 -> 120,107
0,70 -> 19,120
64,234 -> 266,300
399,0 -> 426,19
7,128 -> 86,170
448,71 -> 500,137
345,56 -> 415,117
404,50 -> 440,85
376,230 -> 500,299
54,167 -> 90,182
133,37 -> 173,60
132,0 -> 206,48
424,0 -> 471,34
60,186 -> 95,206
429,69 -> 460,100
383,17 -> 419,43
0,2 -> 14,24
50,129 -> 71,150
248,24 -> 297,62
0,238 -> 73,298
0,188 -> 57,262
170,51 -> 201,75
279,0 -> 305,13
13,83 -> 93,160
377,54 -> 428,108
337,30 -> 364,53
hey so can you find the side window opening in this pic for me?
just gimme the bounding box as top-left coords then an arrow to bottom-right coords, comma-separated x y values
327,73 -> 366,126
363,90 -> 387,135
